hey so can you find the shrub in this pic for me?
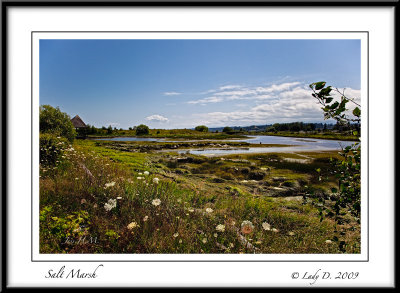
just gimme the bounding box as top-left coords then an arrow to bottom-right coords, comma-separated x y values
40,133 -> 69,166
40,105 -> 76,142
136,124 -> 150,135
222,126 -> 233,133
194,125 -> 209,132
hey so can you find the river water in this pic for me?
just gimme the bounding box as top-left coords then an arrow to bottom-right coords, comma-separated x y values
94,135 -> 357,155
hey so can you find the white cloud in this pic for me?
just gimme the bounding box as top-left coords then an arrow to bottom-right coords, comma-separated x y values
163,91 -> 181,96
186,84 -> 361,127
187,81 -> 301,105
219,85 -> 242,90
187,96 -> 224,105
145,114 -> 169,122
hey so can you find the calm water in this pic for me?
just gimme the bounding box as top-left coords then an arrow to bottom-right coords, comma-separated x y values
94,135 -> 357,155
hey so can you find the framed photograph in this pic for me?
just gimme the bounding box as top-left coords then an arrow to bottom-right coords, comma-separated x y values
2,0 -> 397,288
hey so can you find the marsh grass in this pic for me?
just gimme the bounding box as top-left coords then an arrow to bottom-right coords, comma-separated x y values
39,140 -> 360,254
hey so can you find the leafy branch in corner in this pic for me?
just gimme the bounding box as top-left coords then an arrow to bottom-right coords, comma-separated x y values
309,81 -> 361,253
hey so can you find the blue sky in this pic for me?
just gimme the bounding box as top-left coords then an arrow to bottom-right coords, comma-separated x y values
40,39 -> 361,129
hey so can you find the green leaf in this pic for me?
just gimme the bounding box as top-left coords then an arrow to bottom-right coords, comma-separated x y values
353,107 -> 361,117
314,81 -> 326,90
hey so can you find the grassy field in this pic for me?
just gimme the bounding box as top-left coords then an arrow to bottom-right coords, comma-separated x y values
88,128 -> 359,141
40,138 -> 360,254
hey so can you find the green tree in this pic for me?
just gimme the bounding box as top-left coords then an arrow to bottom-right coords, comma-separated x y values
222,126 -> 233,133
194,125 -> 209,132
107,125 -> 113,134
39,105 -> 76,142
136,124 -> 150,135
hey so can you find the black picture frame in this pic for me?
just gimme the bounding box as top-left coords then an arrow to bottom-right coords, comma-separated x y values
1,0 -> 398,290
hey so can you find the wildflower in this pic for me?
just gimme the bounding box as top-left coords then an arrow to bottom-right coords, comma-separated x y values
288,231 -> 295,236
229,243 -> 234,248
153,177 -> 160,184
216,224 -> 225,232
214,233 -> 218,238
188,208 -> 194,213
137,177 -> 144,180
117,197 -> 122,200
93,203 -> 98,209
202,238 -> 207,244
127,222 -> 139,230
144,171 -> 150,176
262,222 -> 271,231
104,199 -> 117,211
138,172 -> 143,175
81,199 -> 86,204
105,181 -> 116,188
325,240 -> 333,244
173,233 -> 179,238
179,239 -> 182,244
143,216 -> 149,222
272,228 -> 279,233
205,208 -> 213,214
75,177 -> 79,180
152,198 -> 161,206
240,220 -> 254,234
177,198 -> 182,203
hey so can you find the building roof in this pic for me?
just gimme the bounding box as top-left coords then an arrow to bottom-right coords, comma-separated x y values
71,115 -> 87,128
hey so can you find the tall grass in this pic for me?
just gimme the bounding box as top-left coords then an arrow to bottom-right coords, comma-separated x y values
39,143 -> 360,254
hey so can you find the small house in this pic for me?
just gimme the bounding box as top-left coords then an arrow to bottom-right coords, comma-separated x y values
71,115 -> 87,129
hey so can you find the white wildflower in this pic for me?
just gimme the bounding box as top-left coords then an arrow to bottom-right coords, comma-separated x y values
153,177 -> 160,184
216,224 -> 225,232
152,198 -> 161,206
104,199 -> 117,211
105,181 -> 116,188
205,208 -> 213,214
144,171 -> 150,176
127,222 -> 139,230
262,222 -> 271,231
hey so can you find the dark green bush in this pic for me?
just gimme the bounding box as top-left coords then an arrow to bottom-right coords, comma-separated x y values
136,124 -> 150,135
40,105 -> 76,142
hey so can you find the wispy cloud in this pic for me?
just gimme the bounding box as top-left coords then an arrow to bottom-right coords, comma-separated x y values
186,82 -> 301,105
181,83 -> 361,127
163,91 -> 182,96
145,114 -> 169,122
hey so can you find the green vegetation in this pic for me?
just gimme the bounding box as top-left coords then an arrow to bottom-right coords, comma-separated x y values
309,81 -> 361,252
40,136 -> 360,254
40,105 -> 76,142
195,125 -> 209,132
135,124 -> 150,135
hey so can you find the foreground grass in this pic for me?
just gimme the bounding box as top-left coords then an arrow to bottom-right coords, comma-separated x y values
39,140 -> 360,254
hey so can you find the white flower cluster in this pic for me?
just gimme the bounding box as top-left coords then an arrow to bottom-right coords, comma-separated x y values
104,198 -> 117,211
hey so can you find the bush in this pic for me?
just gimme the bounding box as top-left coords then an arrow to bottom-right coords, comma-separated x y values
40,133 -> 69,166
40,105 -> 76,142
136,124 -> 150,135
194,125 -> 209,132
222,126 -> 233,133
